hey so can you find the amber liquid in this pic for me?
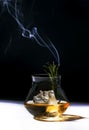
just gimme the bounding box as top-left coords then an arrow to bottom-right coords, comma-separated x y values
24,101 -> 70,121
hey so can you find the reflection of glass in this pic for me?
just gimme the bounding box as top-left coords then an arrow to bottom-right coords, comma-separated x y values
24,74 -> 70,121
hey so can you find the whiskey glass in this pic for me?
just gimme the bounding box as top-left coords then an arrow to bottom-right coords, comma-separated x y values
24,74 -> 70,121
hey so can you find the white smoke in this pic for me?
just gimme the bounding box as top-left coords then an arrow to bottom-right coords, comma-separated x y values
0,0 -> 60,66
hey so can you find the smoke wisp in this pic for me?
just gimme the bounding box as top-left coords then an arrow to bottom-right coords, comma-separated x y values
0,0 -> 60,66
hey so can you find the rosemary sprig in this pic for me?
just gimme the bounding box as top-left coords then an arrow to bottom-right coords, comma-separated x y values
43,62 -> 59,78
43,62 -> 59,90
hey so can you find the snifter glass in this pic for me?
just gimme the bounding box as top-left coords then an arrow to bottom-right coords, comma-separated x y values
24,74 -> 70,121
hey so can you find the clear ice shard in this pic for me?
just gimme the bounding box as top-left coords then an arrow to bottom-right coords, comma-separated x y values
33,90 -> 58,104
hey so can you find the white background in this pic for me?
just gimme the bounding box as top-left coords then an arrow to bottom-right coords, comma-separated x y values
0,100 -> 89,130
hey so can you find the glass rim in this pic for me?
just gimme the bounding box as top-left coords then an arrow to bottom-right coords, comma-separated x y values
32,74 -> 61,78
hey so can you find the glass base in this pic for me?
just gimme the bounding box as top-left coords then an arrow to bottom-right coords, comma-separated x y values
34,114 -> 84,122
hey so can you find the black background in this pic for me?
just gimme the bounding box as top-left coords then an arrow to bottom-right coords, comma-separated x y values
0,0 -> 89,102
